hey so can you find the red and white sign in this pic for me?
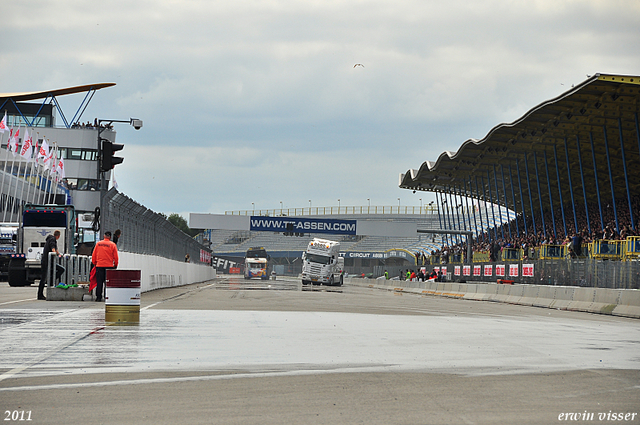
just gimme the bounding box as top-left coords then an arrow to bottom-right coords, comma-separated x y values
454,266 -> 461,276
495,264 -> 505,277
509,264 -> 519,277
522,264 -> 534,277
441,266 -> 447,275
463,265 -> 471,276
433,266 -> 440,273
473,265 -> 481,276
200,249 -> 212,264
483,264 -> 493,277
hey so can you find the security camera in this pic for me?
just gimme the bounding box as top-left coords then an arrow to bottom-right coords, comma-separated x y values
130,119 -> 143,130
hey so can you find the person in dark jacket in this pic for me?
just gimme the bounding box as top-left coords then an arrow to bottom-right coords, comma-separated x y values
38,230 -> 60,300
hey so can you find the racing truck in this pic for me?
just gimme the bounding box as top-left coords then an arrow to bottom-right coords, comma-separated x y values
301,238 -> 344,286
7,204 -> 78,287
0,223 -> 18,280
244,246 -> 270,280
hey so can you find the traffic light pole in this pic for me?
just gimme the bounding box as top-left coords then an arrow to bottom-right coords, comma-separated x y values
96,118 -> 142,236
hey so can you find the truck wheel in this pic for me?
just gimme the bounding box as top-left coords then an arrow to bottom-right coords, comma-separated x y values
328,276 -> 334,286
302,280 -> 309,285
8,267 -> 28,287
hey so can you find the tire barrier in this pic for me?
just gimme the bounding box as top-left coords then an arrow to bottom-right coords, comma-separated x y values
348,276 -> 640,319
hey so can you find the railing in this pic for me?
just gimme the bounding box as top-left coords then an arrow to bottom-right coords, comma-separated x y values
500,248 -> 523,261
624,236 -> 640,260
473,251 -> 490,262
538,244 -> 567,260
226,205 -> 439,216
591,240 -> 624,260
47,253 -> 92,287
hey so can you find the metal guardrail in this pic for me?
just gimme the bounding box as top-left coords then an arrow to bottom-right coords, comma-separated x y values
102,188 -> 210,263
226,205 -> 440,216
46,253 -> 92,287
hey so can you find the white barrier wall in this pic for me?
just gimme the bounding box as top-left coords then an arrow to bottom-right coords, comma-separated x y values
119,252 -> 216,293
350,277 -> 640,319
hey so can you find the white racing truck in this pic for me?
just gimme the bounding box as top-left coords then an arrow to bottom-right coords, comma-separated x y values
301,238 -> 344,286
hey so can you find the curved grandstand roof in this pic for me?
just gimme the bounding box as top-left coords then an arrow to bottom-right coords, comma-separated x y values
399,73 -> 640,231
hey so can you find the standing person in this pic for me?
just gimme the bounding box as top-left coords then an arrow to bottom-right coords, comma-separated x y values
91,231 -> 119,302
38,230 -> 60,300
112,229 -> 121,245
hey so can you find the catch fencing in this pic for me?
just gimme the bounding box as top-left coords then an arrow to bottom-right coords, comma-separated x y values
102,188 -> 210,264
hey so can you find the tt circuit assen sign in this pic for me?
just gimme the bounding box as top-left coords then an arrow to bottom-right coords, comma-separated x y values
249,216 -> 356,236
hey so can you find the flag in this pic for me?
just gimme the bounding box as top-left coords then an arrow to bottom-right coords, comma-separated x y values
9,128 -> 20,156
56,157 -> 65,179
111,170 -> 118,190
0,112 -> 7,133
19,128 -> 33,161
38,139 -> 50,166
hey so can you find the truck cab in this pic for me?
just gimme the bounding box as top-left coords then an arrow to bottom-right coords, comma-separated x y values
301,238 -> 344,286
8,204 -> 77,287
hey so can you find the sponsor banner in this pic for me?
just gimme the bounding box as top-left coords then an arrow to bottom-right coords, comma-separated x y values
250,216 -> 356,235
495,264 -> 505,277
473,265 -> 481,276
343,250 -> 412,260
463,265 -> 471,276
509,264 -> 519,277
523,263 -> 534,277
200,249 -> 211,264
212,255 -> 244,273
454,266 -> 461,276
483,264 -> 493,277
441,266 -> 447,275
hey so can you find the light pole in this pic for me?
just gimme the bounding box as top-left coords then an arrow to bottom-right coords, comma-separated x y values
252,202 -> 255,213
280,201 -> 283,210
97,118 -> 142,236
367,198 -> 370,207
338,199 -> 340,209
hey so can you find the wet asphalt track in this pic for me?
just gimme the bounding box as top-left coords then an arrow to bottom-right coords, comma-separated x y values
0,276 -> 639,424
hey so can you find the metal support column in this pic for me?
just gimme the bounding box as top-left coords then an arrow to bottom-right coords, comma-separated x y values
500,164 -> 512,239
464,180 -> 477,242
553,145 -> 567,237
530,152 -> 546,237
602,125 -> 619,234
475,176 -> 487,241
564,137 -> 578,234
484,173 -> 498,241
507,164 -> 520,237
492,165 -> 505,240
516,159 -> 529,235
576,135 -> 591,234
618,117 -> 635,232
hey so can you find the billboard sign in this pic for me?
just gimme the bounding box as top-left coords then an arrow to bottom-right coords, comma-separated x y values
249,216 -> 357,236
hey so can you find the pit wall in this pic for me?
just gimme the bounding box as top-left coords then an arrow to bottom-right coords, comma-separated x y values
346,277 -> 640,319
119,252 -> 216,293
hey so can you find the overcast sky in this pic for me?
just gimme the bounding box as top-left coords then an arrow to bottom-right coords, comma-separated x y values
2,0 -> 639,218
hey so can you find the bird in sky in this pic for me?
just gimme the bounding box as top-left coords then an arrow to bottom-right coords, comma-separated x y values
353,64 -> 364,68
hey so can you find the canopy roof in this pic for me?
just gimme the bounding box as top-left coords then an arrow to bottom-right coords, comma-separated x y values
0,83 -> 115,102
399,73 -> 640,233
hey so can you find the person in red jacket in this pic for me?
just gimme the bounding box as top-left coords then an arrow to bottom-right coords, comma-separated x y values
91,231 -> 119,302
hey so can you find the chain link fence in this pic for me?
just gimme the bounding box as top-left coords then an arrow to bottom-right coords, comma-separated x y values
102,188 -> 210,264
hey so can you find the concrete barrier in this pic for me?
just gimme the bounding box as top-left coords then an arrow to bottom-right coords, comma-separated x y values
549,286 -> 574,310
119,252 -> 216,293
613,290 -> 640,318
345,276 -> 640,319
567,287 -> 596,312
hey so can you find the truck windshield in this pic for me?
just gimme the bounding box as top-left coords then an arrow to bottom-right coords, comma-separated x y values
23,211 -> 67,227
306,253 -> 331,265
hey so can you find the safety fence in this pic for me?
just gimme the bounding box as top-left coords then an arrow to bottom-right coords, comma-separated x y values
102,188 -> 211,264
426,259 -> 640,289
